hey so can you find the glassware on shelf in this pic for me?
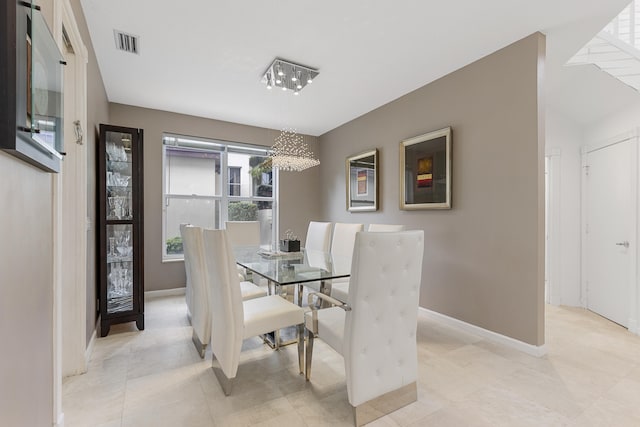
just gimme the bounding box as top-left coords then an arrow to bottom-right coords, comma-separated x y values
122,193 -> 132,219
108,261 -> 133,297
108,237 -> 116,257
108,197 -> 116,219
106,142 -> 128,162
107,195 -> 132,220
107,260 -> 134,313
113,197 -> 124,219
106,142 -> 115,160
116,230 -> 132,257
107,171 -> 131,187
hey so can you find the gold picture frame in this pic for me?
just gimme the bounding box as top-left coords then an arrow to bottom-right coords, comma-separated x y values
400,127 -> 451,210
346,149 -> 378,212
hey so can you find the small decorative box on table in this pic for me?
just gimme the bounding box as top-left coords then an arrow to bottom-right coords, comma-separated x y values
280,239 -> 301,252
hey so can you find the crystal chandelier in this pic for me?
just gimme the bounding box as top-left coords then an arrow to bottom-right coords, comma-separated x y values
270,129 -> 320,171
262,58 -> 319,95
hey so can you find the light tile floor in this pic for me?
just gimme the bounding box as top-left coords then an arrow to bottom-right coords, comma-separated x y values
63,295 -> 640,426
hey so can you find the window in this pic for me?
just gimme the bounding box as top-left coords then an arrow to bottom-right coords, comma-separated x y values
162,134 -> 277,260
228,166 -> 241,196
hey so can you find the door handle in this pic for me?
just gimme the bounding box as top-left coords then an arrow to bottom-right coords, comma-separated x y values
616,241 -> 630,248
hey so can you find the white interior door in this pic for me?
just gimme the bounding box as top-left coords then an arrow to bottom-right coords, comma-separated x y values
53,3 -> 89,425
545,157 -> 549,303
585,140 -> 634,327
61,39 -> 86,376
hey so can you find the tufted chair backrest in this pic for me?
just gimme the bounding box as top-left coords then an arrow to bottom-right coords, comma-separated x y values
367,223 -> 405,232
331,223 -> 364,258
181,226 -> 211,345
179,223 -> 193,316
330,223 -> 364,276
203,229 -> 244,379
344,230 -> 424,407
305,221 -> 333,252
225,221 -> 261,247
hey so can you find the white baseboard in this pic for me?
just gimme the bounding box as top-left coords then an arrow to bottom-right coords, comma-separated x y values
85,328 -> 96,366
628,318 -> 638,335
419,307 -> 547,358
55,412 -> 64,427
144,287 -> 186,299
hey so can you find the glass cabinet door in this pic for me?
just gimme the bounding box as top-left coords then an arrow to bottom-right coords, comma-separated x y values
106,224 -> 133,313
105,131 -> 134,220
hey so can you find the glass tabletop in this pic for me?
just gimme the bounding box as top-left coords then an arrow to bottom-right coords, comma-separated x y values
233,246 -> 350,286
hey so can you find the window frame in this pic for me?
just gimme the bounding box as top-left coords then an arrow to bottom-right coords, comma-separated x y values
161,134 -> 278,261
228,166 -> 242,196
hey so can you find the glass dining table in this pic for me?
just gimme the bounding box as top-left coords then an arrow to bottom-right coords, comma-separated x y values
233,246 -> 351,305
233,246 -> 351,347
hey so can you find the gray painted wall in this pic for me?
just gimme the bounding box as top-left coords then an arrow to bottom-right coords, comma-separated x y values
71,0 -> 110,346
0,140 -> 54,426
109,103 -> 321,291
318,33 -> 546,346
0,3 -> 57,424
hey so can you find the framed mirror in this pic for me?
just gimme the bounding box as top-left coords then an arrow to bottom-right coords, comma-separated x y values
400,127 -> 451,210
346,149 -> 378,212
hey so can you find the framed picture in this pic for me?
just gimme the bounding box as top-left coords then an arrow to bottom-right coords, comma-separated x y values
400,127 -> 451,210
346,149 -> 378,212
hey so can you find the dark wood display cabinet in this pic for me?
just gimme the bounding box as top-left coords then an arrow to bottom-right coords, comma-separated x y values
97,124 -> 144,337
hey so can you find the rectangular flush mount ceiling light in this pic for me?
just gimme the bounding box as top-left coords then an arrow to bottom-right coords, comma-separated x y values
261,58 -> 319,95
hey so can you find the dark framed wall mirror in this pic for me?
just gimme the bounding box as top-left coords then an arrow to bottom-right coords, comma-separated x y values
346,149 -> 378,212
1,0 -> 65,172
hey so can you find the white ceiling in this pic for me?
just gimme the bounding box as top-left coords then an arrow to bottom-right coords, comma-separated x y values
81,0 -> 634,136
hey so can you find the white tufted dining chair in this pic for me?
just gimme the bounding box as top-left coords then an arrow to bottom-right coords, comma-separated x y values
181,226 -> 267,358
296,221 -> 334,301
367,223 -> 405,232
305,221 -> 333,252
179,223 -> 194,320
203,229 -> 305,395
331,225 -> 406,302
331,223 -> 364,261
305,230 -> 424,426
180,225 -> 211,358
225,220 -> 262,282
299,222 -> 364,295
328,222 -> 364,301
321,223 -> 363,300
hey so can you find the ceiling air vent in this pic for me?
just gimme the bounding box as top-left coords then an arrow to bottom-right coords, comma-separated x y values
114,30 -> 139,54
